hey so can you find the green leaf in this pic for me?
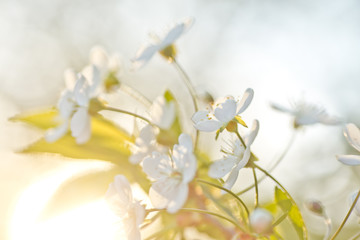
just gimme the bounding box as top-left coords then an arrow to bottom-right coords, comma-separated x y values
274,187 -> 307,240
39,166 -> 120,220
12,110 -> 150,191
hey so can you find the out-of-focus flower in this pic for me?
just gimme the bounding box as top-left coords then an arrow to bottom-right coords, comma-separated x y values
89,45 -> 122,91
249,208 -> 273,235
149,94 -> 176,130
192,88 -> 254,135
129,124 -> 166,164
132,17 -> 194,69
142,134 -> 196,213
45,65 -> 102,144
105,175 -> 145,240
208,120 -> 259,190
337,123 -> 360,166
270,100 -> 340,128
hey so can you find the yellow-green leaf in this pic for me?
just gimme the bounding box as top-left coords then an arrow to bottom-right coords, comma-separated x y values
274,187 -> 307,240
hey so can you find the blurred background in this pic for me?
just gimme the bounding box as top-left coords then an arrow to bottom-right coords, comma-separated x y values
1,0 -> 360,239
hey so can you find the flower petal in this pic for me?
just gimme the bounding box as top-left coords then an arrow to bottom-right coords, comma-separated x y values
337,155 -> 360,166
194,119 -> 222,132
64,68 -> 77,91
223,168 -> 239,190
73,74 -> 90,107
160,17 -> 194,47
70,108 -> 91,144
82,64 -> 101,96
143,152 -> 172,179
236,88 -> 254,114
150,96 -> 175,129
45,122 -> 68,142
57,90 -> 75,119
105,175 -> 133,216
344,123 -> 360,152
89,45 -> 109,71
208,156 -> 237,179
270,102 -> 292,113
214,98 -> 237,123
167,183 -> 189,213
178,133 -> 193,151
132,44 -> 159,70
245,119 -> 259,147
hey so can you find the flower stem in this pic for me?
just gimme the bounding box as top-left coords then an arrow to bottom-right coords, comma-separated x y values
272,211 -> 289,228
119,82 -> 152,108
350,231 -> 360,240
236,130 -> 296,196
196,179 -> 250,218
102,106 -> 157,127
172,59 -> 199,149
254,163 -> 308,239
329,189 -> 360,240
252,167 -> 259,208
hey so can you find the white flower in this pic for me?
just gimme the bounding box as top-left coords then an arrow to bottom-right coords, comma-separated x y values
142,134 -> 196,213
132,17 -> 194,69
45,65 -> 101,144
105,175 -> 145,240
271,100 -> 340,127
208,120 -> 259,190
129,124 -> 166,164
149,94 -> 176,130
249,208 -> 273,235
192,88 -> 254,133
337,123 -> 360,166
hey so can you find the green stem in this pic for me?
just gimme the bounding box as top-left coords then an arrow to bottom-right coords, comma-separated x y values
146,207 -> 246,232
252,167 -> 259,208
236,131 -> 296,196
172,59 -> 199,150
196,179 -> 250,218
254,163 -> 308,239
330,189 -> 360,240
102,106 -> 157,127
272,211 -> 289,228
119,82 -> 152,108
350,231 -> 360,240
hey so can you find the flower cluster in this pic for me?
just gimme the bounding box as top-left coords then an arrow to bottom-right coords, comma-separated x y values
15,16 -> 360,240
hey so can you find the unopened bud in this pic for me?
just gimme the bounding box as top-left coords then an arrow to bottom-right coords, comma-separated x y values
249,208 -> 273,235
304,199 -> 324,216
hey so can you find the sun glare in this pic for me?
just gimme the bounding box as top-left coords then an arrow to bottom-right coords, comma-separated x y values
10,166 -> 122,240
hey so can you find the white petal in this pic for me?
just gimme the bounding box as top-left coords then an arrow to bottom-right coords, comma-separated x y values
214,99 -> 237,123
208,156 -> 237,179
45,122 -> 68,142
178,133 -> 193,151
344,123 -> 360,152
73,74 -> 90,107
89,45 -> 109,71
138,124 -> 156,145
194,119 -> 222,132
270,102 -> 292,113
150,96 -> 175,129
223,168 -> 239,190
132,44 -> 159,70
337,155 -> 360,166
149,178 -> 172,209
181,152 -> 197,183
57,90 -> 75,119
142,152 -> 172,179
245,119 -> 259,146
160,17 -> 194,47
82,64 -> 101,96
70,108 -> 91,143
167,183 -> 189,213
236,147 -> 251,169
64,68 -> 77,91
129,151 -> 148,165
192,110 -> 209,123
105,175 -> 133,216
236,88 -> 254,114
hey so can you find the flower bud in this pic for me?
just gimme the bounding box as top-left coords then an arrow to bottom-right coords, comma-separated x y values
249,208 -> 273,235
304,199 -> 324,216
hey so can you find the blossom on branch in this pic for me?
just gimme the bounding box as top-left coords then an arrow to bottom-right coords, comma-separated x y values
142,133 -> 196,213
192,88 -> 254,136
132,17 -> 194,69
209,120 -> 259,190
